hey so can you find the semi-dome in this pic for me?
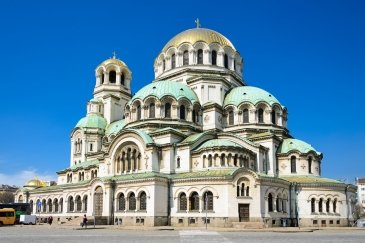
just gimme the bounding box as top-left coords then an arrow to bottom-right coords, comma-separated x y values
127,80 -> 199,105
75,114 -> 107,130
162,28 -> 236,52
277,138 -> 321,155
224,86 -> 283,108
105,119 -> 126,136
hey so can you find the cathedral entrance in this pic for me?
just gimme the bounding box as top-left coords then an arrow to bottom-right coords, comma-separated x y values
238,204 -> 249,222
94,186 -> 103,216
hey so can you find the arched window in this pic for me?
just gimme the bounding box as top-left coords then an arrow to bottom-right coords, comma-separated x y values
149,103 -> 155,118
121,73 -> 125,85
101,74 -> 105,84
59,198 -> 63,213
326,199 -> 330,213
140,192 -> 147,211
319,198 -> 323,213
246,186 -> 250,197
165,103 -> 171,118
224,54 -> 228,69
243,157 -> 249,168
243,109 -> 249,123
211,50 -> 217,65
47,199 -> 52,212
311,198 -> 315,213
180,105 -> 186,120
36,199 -> 41,213
197,49 -> 203,64
29,200 -> 33,214
189,192 -> 199,211
333,199 -> 337,213
136,105 -> 141,120
268,193 -> 273,212
42,199 -> 46,212
177,157 -> 181,168
109,70 -> 116,83
171,54 -> 176,69
128,193 -> 136,211
76,196 -> 82,212
203,191 -> 213,211
276,197 -> 280,212
240,183 -> 245,196
179,193 -> 187,211
258,108 -> 264,123
308,157 -> 312,174
192,110 -> 196,123
228,110 -> 234,125
83,196 -> 87,211
183,50 -> 189,65
208,155 -> 212,167
69,196 -> 74,212
291,156 -> 296,173
162,59 -> 165,71
271,110 -> 276,124
119,193 -> 125,211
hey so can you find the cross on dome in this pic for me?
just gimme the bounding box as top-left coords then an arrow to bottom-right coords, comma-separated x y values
112,51 -> 117,59
195,18 -> 201,28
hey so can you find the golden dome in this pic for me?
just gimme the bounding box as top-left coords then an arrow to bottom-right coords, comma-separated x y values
25,179 -> 46,188
98,57 -> 127,68
162,28 -> 236,52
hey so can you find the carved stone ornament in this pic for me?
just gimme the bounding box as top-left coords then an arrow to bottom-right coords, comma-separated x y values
204,115 -> 210,122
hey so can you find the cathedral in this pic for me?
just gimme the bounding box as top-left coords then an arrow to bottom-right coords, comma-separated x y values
15,24 -> 357,228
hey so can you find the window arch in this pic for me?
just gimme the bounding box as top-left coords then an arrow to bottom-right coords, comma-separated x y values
149,103 -> 155,118
276,197 -> 280,212
333,199 -> 337,213
177,157 -> 181,168
36,199 -> 41,213
197,49 -> 203,64
189,192 -> 199,211
29,200 -> 33,214
118,193 -> 126,211
101,73 -> 105,84
271,110 -> 276,124
171,54 -> 176,69
162,59 -> 165,71
228,110 -> 234,125
224,54 -> 228,69
240,183 -> 245,196
208,154 -> 212,167
258,108 -> 264,123
268,193 -> 273,212
109,70 -> 116,83
69,196 -> 74,212
180,105 -> 186,120
311,198 -> 315,213
243,108 -> 249,123
291,156 -> 296,173
121,73 -> 125,85
179,193 -> 187,211
47,199 -> 52,212
42,199 -> 46,212
83,196 -> 87,212
308,157 -> 312,174
136,105 -> 141,120
203,191 -> 213,211
165,103 -> 171,118
76,196 -> 82,212
211,50 -> 217,65
139,192 -> 147,211
326,199 -> 330,213
319,198 -> 323,213
183,50 -> 189,65
128,193 -> 136,211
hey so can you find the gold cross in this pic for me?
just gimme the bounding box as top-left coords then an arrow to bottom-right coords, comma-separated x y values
195,18 -> 201,28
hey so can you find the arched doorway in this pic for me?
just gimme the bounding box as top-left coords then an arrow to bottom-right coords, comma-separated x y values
94,186 -> 103,216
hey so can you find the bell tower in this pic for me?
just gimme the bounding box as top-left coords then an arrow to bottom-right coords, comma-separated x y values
93,53 -> 132,124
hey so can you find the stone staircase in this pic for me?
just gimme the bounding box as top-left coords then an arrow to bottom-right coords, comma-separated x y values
232,221 -> 265,229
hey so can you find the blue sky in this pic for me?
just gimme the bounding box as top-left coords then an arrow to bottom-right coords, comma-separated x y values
0,0 -> 364,186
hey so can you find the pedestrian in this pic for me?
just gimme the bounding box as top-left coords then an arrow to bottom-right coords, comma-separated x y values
82,214 -> 88,228
49,216 -> 53,225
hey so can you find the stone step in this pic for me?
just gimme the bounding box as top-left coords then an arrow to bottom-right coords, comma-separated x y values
232,221 -> 264,229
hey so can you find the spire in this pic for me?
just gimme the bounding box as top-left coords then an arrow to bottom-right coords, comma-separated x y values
195,18 -> 201,28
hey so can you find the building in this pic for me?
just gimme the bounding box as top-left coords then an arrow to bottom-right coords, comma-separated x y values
356,178 -> 365,209
0,184 -> 18,203
15,24 -> 357,227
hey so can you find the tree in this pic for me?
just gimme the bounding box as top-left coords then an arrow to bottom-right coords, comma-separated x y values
353,203 -> 365,220
0,192 -> 15,203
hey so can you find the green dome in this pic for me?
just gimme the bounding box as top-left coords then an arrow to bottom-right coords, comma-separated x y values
277,138 -> 321,155
76,114 -> 107,129
127,80 -> 199,106
224,86 -> 283,108
105,119 -> 125,136
194,139 -> 242,152
89,98 -> 103,104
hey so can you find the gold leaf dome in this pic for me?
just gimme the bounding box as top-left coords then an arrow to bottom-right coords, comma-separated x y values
162,28 -> 236,52
98,57 -> 127,68
25,179 -> 46,188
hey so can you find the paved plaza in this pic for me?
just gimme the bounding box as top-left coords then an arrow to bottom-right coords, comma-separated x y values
1,225 -> 365,243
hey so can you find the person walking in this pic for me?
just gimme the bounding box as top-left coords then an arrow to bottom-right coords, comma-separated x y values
82,214 -> 88,228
